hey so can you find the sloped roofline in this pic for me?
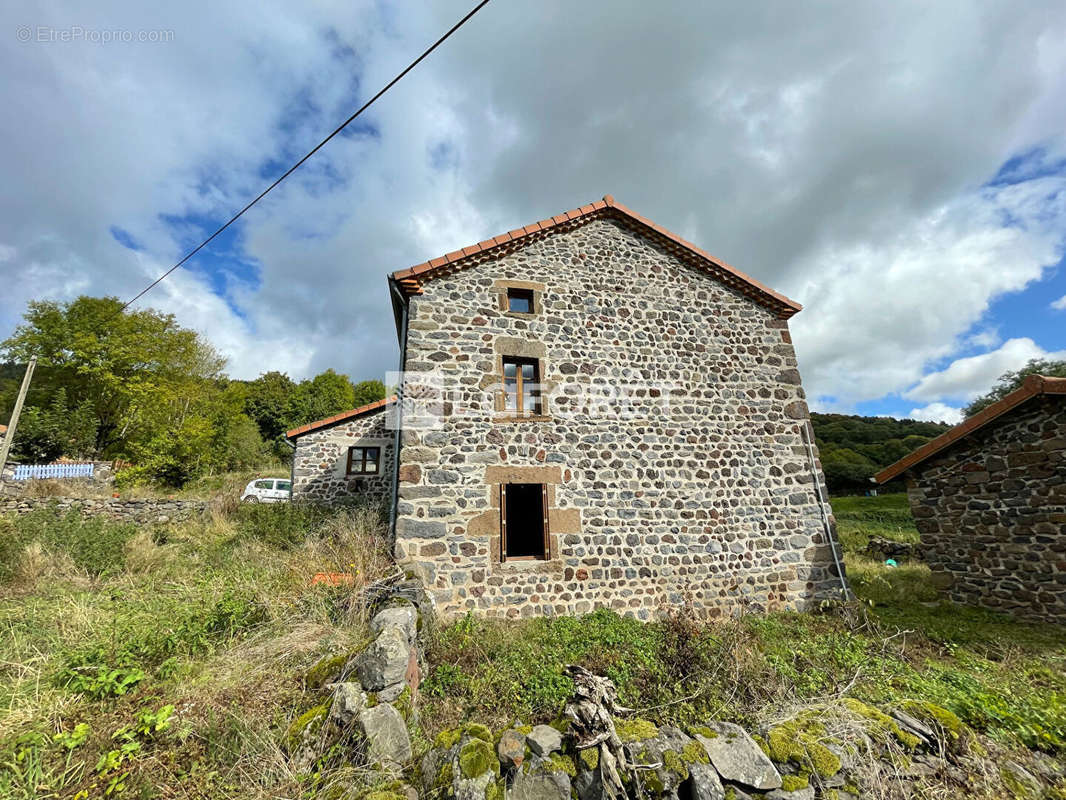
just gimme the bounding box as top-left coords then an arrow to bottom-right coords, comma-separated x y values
875,375 -> 1066,484
390,195 -> 803,319
285,395 -> 395,440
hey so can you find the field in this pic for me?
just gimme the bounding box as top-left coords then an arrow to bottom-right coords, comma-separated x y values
0,491 -> 1063,799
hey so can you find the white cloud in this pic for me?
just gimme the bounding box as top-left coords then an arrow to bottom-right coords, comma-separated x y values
905,337 -> 1066,403
1052,294 -> 1066,310
789,176 -> 1066,405
1,0 -> 1066,398
908,402 -> 963,425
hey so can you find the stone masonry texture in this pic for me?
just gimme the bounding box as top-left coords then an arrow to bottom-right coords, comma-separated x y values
0,497 -> 205,523
393,216 -> 842,620
907,395 -> 1066,622
291,409 -> 393,504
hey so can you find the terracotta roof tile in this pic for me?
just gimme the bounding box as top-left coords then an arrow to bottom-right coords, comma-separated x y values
875,375 -> 1066,483
285,395 -> 396,440
391,194 -> 802,318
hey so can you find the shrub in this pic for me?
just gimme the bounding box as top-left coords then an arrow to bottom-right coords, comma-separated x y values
234,502 -> 336,550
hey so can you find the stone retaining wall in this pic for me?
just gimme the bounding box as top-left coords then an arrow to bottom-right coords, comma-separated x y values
0,497 -> 207,524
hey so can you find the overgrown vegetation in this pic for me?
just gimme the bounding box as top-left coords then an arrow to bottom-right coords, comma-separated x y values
422,496 -> 1066,759
0,499 -> 391,799
1,493 -> 1062,799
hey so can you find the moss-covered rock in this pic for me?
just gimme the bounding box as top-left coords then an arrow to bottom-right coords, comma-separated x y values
764,715 -> 841,779
305,653 -> 349,689
462,722 -> 494,743
459,738 -> 498,780
614,718 -> 659,742
680,739 -> 709,765
284,703 -> 329,753
781,774 -> 810,792
579,748 -> 599,770
900,700 -> 965,742
843,699 -> 920,749
546,753 -> 577,778
435,728 -> 463,749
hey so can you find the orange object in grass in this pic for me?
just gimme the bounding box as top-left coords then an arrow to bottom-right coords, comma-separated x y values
311,572 -> 355,587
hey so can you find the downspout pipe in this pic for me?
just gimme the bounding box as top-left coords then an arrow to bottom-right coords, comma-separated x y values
387,277 -> 410,544
283,436 -> 296,501
800,420 -> 851,600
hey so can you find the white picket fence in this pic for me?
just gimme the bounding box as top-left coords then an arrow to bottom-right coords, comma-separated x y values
12,463 -> 95,480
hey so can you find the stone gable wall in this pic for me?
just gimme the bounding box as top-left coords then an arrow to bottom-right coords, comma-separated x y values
394,216 -> 842,619
907,395 -> 1066,622
291,410 -> 393,504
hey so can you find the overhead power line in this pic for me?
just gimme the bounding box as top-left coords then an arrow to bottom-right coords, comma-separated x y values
117,0 -> 492,315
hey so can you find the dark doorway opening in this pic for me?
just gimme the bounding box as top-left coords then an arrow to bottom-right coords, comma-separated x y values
502,483 -> 548,560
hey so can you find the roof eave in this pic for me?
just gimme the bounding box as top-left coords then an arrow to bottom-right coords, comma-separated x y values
875,375 -> 1066,483
389,195 -> 802,319
285,395 -> 396,440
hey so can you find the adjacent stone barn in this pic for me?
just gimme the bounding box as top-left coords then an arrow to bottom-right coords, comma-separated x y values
286,396 -> 395,504
386,195 -> 843,620
876,375 -> 1066,622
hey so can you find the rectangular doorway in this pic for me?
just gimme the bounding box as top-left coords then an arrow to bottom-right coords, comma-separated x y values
502,483 -> 548,560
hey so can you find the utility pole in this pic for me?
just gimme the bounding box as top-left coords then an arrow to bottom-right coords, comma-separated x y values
0,356 -> 37,482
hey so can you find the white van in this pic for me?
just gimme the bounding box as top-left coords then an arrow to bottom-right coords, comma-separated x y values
240,478 -> 292,503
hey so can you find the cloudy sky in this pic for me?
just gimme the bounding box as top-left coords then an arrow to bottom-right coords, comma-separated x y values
3,1 -> 1066,424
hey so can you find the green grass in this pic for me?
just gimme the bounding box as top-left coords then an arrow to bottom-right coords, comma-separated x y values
831,493 -> 918,552
2,493 -> 1063,799
420,495 -> 1066,760
0,501 -> 391,800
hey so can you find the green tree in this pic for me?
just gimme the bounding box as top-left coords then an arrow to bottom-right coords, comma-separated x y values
352,379 -> 387,409
285,369 -> 356,428
962,358 -> 1066,417
2,296 -> 225,456
10,388 -> 97,463
244,371 -> 296,440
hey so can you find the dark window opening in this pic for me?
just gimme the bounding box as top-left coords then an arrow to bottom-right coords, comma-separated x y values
507,288 -> 534,313
346,446 -> 381,475
502,356 -> 541,414
502,483 -> 549,560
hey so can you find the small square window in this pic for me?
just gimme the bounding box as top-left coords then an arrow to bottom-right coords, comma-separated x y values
346,446 -> 381,475
507,288 -> 534,314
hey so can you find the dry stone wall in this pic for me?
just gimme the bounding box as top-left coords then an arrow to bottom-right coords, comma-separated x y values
0,496 -> 205,523
291,410 -> 393,504
394,216 -> 841,620
907,395 -> 1066,622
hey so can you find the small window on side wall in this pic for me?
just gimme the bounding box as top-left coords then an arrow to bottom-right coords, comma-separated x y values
507,288 -> 534,314
501,483 -> 548,560
346,446 -> 380,475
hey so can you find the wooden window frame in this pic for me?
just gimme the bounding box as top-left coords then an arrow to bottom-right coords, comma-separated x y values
501,356 -> 541,415
346,446 -> 381,476
506,287 -> 535,314
500,483 -> 550,561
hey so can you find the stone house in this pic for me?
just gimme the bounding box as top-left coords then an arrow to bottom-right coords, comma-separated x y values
291,195 -> 844,620
876,375 -> 1066,623
286,396 -> 395,504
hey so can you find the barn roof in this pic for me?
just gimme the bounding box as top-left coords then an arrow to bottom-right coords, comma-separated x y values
389,195 -> 802,319
875,375 -> 1066,483
285,395 -> 395,440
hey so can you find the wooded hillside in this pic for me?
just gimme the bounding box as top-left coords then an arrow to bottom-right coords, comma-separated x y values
811,412 -> 951,494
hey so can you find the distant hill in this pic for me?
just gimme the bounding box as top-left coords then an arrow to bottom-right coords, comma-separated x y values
810,412 -> 951,494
